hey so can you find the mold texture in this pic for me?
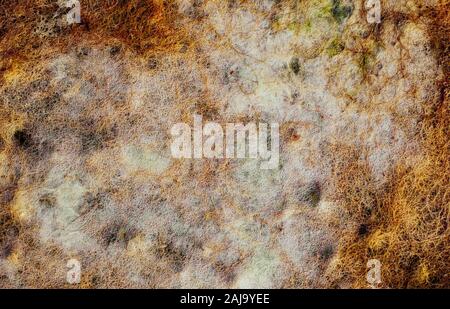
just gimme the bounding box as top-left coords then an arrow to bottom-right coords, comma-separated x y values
0,0 -> 448,288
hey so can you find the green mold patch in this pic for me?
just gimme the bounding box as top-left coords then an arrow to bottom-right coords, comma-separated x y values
357,49 -> 378,79
331,0 -> 353,24
289,57 -> 301,75
326,37 -> 345,57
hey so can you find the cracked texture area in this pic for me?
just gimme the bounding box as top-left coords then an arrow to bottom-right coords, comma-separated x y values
0,0 -> 448,288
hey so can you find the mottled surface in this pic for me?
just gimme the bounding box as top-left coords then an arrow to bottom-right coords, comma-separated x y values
0,0 -> 448,288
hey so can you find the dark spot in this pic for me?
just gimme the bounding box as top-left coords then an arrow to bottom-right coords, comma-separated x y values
403,254 -> 420,272
0,137 -> 4,151
331,0 -> 353,23
155,234 -> 186,273
307,182 -> 321,207
287,127 -> 300,142
81,21 -> 90,31
428,274 -> 442,285
179,43 -> 188,53
289,57 -> 300,75
39,193 -> 56,208
147,191 -> 166,204
392,12 -> 408,28
0,241 -> 14,259
373,62 -> 383,76
0,186 -> 16,205
101,222 -> 137,247
319,245 -> 334,260
13,130 -> 32,148
81,131 -> 102,151
77,46 -> 91,57
214,261 -> 236,283
80,124 -> 117,152
79,192 -> 106,215
0,25 -> 7,39
195,101 -> 219,121
296,182 -> 322,207
227,0 -> 237,9
358,224 -> 368,236
360,30 -> 370,39
42,93 -> 61,110
29,79 -> 49,92
90,274 -> 100,286
327,38 -> 345,57
147,57 -> 158,69
184,1 -> 205,20
87,192 -> 105,209
223,66 -> 239,85
109,45 -> 121,56
0,211 -> 19,259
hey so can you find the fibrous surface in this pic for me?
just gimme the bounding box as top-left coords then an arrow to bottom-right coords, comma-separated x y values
0,0 -> 448,288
